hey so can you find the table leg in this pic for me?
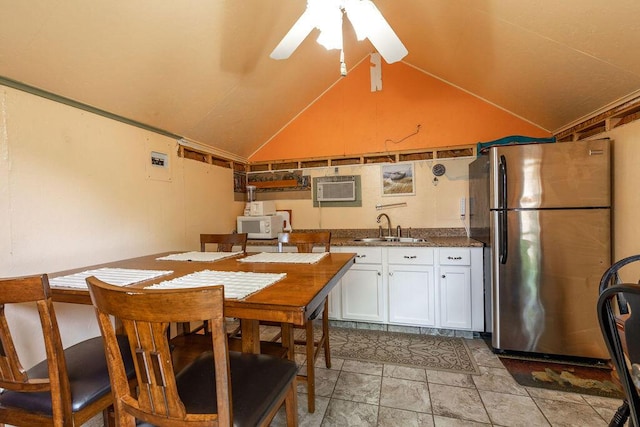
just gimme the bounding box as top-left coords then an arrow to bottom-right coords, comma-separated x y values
240,319 -> 261,354
281,323 -> 295,361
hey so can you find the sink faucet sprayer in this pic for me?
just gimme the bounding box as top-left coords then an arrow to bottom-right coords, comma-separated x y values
376,213 -> 392,237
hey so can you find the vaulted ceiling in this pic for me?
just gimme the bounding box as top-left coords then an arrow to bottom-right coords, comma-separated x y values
1,1 -> 639,159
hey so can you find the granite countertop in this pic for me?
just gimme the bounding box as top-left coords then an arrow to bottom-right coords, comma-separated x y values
247,228 -> 484,248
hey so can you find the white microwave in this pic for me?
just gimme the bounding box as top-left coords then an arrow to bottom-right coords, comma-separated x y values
237,215 -> 283,239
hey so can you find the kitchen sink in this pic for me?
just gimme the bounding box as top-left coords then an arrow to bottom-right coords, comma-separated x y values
397,237 -> 428,243
351,237 -> 428,243
352,237 -> 394,242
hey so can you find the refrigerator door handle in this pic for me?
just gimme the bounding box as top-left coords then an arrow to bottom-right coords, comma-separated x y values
499,155 -> 508,264
499,211 -> 508,264
499,155 -> 507,210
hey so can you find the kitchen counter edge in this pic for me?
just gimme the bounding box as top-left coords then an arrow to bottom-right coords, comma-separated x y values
248,236 -> 483,248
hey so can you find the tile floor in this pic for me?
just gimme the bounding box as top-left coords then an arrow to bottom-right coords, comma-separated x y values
270,336 -> 626,427
83,332 -> 626,427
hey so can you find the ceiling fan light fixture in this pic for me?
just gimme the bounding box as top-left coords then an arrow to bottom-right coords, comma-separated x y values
315,4 -> 344,50
345,0 -> 407,63
343,0 -> 372,41
269,10 -> 316,60
270,0 -> 407,67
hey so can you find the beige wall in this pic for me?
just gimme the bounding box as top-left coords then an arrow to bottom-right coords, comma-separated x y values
0,85 -> 242,366
271,158 -> 472,232
597,120 -> 640,275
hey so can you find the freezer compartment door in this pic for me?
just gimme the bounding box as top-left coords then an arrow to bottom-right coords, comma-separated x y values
489,139 -> 611,209
491,209 -> 610,359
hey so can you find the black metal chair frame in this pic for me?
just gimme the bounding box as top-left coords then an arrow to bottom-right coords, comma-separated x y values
598,254 -> 640,427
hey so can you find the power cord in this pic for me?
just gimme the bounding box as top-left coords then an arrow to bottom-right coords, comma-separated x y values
383,124 -> 421,153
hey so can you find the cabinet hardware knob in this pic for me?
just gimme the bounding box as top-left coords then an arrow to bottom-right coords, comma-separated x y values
389,272 -> 393,276
377,272 -> 381,276
442,275 -> 446,278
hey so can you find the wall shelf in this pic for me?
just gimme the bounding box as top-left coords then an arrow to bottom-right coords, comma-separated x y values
178,142 -> 478,173
555,96 -> 640,142
246,145 -> 477,173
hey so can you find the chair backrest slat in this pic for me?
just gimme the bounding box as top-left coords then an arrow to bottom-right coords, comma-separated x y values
0,305 -> 29,385
277,231 -> 331,253
200,233 -> 248,253
87,276 -> 230,426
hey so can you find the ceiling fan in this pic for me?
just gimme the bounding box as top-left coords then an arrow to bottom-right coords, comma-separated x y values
270,0 -> 408,65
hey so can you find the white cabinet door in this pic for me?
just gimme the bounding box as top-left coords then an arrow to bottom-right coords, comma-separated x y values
341,263 -> 384,322
388,264 -> 435,326
328,284 -> 341,319
439,265 -> 472,329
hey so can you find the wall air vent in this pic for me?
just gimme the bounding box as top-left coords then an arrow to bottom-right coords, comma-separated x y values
316,176 -> 357,201
313,175 -> 361,206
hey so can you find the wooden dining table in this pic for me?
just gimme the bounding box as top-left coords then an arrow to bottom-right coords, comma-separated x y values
49,251 -> 356,357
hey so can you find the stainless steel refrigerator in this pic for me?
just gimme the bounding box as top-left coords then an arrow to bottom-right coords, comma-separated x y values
469,139 -> 611,359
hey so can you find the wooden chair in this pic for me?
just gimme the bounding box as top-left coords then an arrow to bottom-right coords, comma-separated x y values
192,233 -> 248,335
200,233 -> 248,254
598,254 -> 640,427
0,274 -> 135,427
86,276 -> 298,427
275,231 -> 332,413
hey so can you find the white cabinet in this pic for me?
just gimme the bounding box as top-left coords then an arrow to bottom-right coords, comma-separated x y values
438,248 -> 472,329
438,248 -> 484,331
388,248 -> 435,327
336,247 -> 385,323
254,241 -> 484,332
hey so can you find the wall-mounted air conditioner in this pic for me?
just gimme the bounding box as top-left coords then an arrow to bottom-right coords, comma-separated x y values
316,176 -> 357,202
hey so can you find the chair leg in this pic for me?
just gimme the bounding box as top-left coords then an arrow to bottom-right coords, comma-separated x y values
305,319 -> 316,413
178,322 -> 191,335
322,299 -> 331,369
609,400 -> 630,427
103,406 -> 114,427
284,378 -> 299,427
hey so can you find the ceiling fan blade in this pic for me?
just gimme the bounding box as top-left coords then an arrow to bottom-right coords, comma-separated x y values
270,9 -> 316,60
344,0 -> 408,64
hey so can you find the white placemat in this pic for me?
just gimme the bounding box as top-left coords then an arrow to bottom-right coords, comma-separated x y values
50,268 -> 173,289
156,251 -> 243,262
145,270 -> 286,299
238,252 -> 329,264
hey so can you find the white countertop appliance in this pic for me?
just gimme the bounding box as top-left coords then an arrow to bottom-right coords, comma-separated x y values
237,214 -> 283,239
244,200 -> 276,217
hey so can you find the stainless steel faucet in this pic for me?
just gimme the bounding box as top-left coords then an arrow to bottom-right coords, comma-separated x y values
376,213 -> 392,237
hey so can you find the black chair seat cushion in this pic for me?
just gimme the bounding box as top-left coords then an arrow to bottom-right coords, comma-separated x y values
175,350 -> 297,427
0,335 -> 134,415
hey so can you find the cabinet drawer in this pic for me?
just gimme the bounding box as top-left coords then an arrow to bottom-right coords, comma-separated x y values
340,246 -> 382,264
388,247 -> 434,265
439,248 -> 471,265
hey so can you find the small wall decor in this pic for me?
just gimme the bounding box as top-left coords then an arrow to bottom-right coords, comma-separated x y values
431,163 -> 446,186
381,163 -> 415,196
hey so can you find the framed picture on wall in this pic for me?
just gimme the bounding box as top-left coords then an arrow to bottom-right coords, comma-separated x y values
381,163 -> 415,196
